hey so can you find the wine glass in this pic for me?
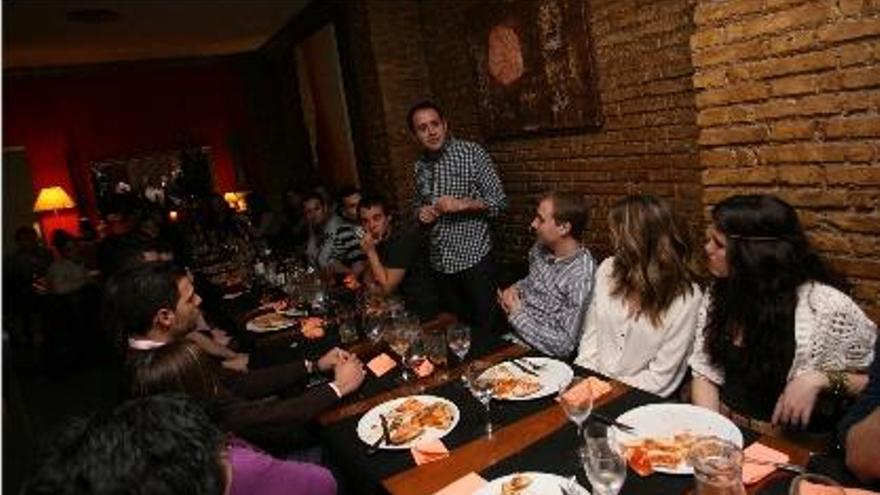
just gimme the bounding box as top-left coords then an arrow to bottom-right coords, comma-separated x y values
463,361 -> 494,437
363,314 -> 385,344
446,324 -> 471,363
386,323 -> 413,382
582,428 -> 627,495
558,377 -> 593,439
405,331 -> 427,377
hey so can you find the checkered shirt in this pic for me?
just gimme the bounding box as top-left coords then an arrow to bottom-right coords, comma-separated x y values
510,243 -> 597,358
413,138 -> 507,274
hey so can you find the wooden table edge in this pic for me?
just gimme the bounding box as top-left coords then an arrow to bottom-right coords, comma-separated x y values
381,381 -> 631,495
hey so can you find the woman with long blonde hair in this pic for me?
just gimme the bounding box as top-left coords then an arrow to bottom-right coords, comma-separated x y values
575,194 -> 702,397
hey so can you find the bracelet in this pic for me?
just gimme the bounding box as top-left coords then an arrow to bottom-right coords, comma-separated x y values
824,370 -> 848,396
305,359 -> 315,375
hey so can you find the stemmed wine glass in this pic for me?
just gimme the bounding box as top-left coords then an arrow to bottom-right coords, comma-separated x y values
386,322 -> 413,382
446,324 -> 471,363
582,425 -> 627,495
558,377 -> 594,439
463,361 -> 494,437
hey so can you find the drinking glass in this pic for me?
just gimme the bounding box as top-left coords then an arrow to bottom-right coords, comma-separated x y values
788,474 -> 843,495
446,324 -> 471,362
582,429 -> 627,495
423,330 -> 448,368
558,377 -> 594,439
386,324 -> 413,382
687,437 -> 747,495
405,332 -> 428,377
463,361 -> 494,437
363,314 -> 385,344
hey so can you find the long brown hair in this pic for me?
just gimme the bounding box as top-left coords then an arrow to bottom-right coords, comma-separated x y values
127,341 -> 220,400
608,194 -> 701,326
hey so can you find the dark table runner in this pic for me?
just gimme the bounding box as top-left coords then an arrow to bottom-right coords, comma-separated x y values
323,370 -> 563,494
480,387 -> 762,495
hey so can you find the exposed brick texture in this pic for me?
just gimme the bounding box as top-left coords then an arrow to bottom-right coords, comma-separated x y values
337,0 -> 879,321
346,0 -> 704,264
692,0 -> 880,320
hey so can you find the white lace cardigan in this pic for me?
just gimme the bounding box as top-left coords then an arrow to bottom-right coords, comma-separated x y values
689,282 -> 877,386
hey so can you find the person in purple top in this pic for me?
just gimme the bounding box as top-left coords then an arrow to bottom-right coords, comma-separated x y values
227,437 -> 336,495
23,394 -> 336,495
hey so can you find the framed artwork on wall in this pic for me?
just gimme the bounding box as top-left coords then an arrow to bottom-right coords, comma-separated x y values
468,0 -> 602,139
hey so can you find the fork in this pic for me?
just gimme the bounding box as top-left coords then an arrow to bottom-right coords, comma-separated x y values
518,358 -> 546,372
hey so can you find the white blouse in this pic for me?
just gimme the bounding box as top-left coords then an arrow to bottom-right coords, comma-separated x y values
575,258 -> 703,397
689,281 -> 877,386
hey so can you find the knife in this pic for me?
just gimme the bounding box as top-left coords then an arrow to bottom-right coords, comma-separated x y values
510,359 -> 540,377
590,412 -> 637,433
366,414 -> 390,455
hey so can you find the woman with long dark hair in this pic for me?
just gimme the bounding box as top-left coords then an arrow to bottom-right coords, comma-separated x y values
575,195 -> 703,397
690,195 -> 876,434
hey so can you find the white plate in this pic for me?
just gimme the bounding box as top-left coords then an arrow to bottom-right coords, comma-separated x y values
479,358 -> 574,401
356,395 -> 460,450
245,315 -> 295,333
474,472 -> 590,495
611,403 -> 744,475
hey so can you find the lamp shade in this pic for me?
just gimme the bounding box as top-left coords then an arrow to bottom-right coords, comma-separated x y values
33,186 -> 76,213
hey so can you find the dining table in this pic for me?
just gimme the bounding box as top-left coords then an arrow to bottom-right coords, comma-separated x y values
200,271 -> 875,495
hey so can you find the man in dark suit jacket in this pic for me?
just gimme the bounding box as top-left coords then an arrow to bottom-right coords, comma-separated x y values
104,262 -> 366,453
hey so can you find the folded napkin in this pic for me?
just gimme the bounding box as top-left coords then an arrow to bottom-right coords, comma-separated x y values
367,353 -> 398,377
432,472 -> 488,495
562,377 -> 613,406
415,359 -> 435,378
411,439 -> 449,465
742,442 -> 790,484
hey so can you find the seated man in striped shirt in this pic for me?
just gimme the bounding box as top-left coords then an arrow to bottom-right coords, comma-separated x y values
303,191 -> 365,275
497,191 -> 597,359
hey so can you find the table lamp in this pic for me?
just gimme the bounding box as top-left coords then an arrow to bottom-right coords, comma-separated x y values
33,186 -> 76,216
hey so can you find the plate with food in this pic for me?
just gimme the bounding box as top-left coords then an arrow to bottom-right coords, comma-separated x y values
356,395 -> 459,450
478,358 -> 573,401
612,403 -> 743,475
245,312 -> 295,333
474,472 -> 589,495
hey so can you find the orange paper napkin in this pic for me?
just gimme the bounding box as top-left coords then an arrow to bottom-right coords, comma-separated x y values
367,353 -> 398,377
432,472 -> 488,495
411,439 -> 449,465
415,359 -> 435,378
562,376 -> 613,406
742,442 -> 790,484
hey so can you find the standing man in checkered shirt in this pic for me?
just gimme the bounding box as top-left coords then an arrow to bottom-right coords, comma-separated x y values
408,100 -> 508,335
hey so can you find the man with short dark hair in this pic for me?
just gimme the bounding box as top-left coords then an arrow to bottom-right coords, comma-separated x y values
408,100 -> 507,334
358,195 -> 439,321
103,262 -> 365,452
498,192 -> 596,358
23,394 -> 228,495
303,192 -> 364,274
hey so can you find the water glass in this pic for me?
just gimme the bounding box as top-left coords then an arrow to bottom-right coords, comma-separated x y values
423,330 -> 448,367
446,324 -> 471,362
363,314 -> 385,344
687,437 -> 746,495
386,325 -> 413,382
463,361 -> 494,437
788,474 -> 844,495
558,377 -> 594,438
582,431 -> 627,495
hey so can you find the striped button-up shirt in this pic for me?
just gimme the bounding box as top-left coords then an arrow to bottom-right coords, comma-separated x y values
510,243 -> 597,358
413,138 -> 507,274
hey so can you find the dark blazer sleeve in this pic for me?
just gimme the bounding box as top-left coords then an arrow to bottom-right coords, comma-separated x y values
216,384 -> 339,452
220,360 -> 310,399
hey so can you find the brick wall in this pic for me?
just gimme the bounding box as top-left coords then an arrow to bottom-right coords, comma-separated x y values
412,0 -> 704,262
692,0 -> 880,320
